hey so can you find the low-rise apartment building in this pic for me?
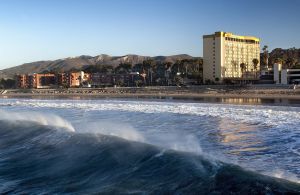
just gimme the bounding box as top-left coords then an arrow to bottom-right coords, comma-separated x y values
16,74 -> 30,88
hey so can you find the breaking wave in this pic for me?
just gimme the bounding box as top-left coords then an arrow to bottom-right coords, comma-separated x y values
0,119 -> 300,194
0,109 -> 75,132
1,99 -> 300,193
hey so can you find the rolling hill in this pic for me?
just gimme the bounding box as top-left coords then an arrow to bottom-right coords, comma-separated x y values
0,54 -> 197,79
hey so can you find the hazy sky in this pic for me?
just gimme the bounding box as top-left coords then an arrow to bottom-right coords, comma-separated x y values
0,0 -> 299,69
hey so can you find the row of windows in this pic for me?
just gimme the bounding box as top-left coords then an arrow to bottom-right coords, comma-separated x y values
226,52 -> 260,55
225,66 -> 257,69
225,45 -> 259,49
226,55 -> 260,59
225,47 -> 260,50
225,44 -> 259,47
225,49 -> 259,53
225,37 -> 259,44
227,52 -> 258,56
226,49 -> 259,53
225,46 -> 260,50
225,58 -> 260,62
226,55 -> 260,58
224,59 -> 260,63
227,50 -> 259,54
223,65 -> 260,71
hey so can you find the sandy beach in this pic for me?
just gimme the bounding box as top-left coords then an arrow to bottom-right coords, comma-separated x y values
1,85 -> 300,100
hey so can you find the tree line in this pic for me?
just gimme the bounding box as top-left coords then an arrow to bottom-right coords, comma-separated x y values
262,46 -> 300,69
72,58 -> 203,86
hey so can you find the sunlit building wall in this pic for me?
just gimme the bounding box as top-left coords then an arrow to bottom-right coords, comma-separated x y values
203,31 -> 260,83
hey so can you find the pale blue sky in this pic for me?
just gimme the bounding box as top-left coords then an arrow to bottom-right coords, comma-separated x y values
0,0 -> 299,69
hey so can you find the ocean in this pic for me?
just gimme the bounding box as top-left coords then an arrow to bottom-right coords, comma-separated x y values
0,98 -> 300,194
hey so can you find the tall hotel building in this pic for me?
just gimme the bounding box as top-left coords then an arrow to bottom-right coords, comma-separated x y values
203,31 -> 260,83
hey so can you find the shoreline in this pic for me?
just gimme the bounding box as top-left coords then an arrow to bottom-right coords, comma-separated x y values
1,89 -> 300,100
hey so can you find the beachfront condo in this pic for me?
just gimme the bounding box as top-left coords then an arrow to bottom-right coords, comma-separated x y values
203,31 -> 260,83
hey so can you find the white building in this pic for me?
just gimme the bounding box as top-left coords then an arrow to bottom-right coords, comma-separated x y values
273,63 -> 300,84
273,63 -> 282,84
203,31 -> 260,83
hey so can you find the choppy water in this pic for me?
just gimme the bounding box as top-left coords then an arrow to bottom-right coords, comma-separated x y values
0,98 -> 300,194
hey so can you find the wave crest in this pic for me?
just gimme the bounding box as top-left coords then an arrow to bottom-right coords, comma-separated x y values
0,110 -> 75,132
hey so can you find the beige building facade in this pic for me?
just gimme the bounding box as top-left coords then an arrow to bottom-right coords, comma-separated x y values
203,31 -> 260,83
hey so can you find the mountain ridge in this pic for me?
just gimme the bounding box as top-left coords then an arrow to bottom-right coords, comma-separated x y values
0,54 -> 198,79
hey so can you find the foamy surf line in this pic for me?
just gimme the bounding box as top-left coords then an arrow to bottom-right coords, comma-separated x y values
1,99 -> 300,129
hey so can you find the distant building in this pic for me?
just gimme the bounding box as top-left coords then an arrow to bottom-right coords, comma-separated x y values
82,72 -> 91,85
69,72 -> 82,87
16,74 -> 30,88
33,73 -> 56,88
91,73 -> 113,87
68,71 -> 91,87
16,72 -> 88,89
203,31 -> 260,83
57,73 -> 70,87
90,73 -> 136,87
273,63 -> 282,84
273,63 -> 300,84
16,73 -> 56,88
15,71 -> 145,88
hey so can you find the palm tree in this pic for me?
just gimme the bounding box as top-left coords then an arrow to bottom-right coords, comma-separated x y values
240,62 -> 246,73
286,58 -> 298,69
115,63 -> 132,74
231,61 -> 238,77
164,62 -> 172,85
150,61 -> 157,85
240,63 -> 246,78
274,58 -> 283,64
143,60 -> 156,85
262,45 -> 268,51
252,58 -> 259,78
262,45 -> 269,70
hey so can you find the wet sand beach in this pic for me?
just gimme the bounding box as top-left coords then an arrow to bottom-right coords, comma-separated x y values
1,85 -> 300,100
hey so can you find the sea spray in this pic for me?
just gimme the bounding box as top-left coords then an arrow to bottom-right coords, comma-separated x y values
271,169 -> 300,184
0,110 -> 75,132
146,132 -> 203,154
76,119 -> 203,155
77,120 -> 145,142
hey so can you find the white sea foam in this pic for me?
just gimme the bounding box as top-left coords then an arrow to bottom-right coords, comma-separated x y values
1,99 -> 300,130
0,109 -> 75,132
77,120 -> 145,142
